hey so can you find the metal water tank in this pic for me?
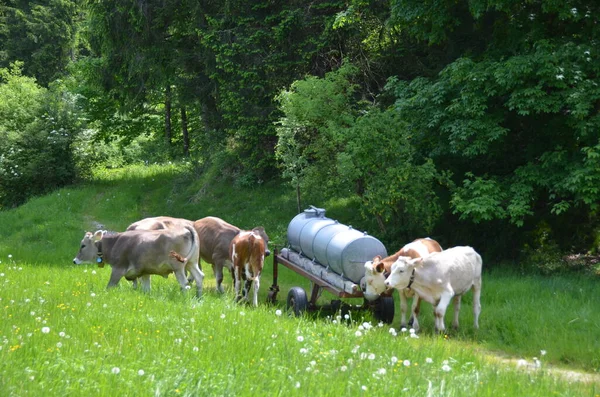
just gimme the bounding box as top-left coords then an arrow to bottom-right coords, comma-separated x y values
287,206 -> 387,283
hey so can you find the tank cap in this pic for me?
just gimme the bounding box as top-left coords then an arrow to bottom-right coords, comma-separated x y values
304,205 -> 326,218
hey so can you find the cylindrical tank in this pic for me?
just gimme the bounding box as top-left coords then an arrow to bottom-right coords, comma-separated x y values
287,206 -> 387,284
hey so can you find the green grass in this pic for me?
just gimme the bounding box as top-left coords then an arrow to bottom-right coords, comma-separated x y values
0,164 -> 599,395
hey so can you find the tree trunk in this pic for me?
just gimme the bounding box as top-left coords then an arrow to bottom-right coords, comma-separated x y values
165,85 -> 172,146
296,183 -> 302,214
181,106 -> 189,157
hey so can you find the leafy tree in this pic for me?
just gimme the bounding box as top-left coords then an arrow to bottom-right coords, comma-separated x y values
0,63 -> 86,208
276,64 -> 442,242
386,0 -> 600,253
0,0 -> 80,86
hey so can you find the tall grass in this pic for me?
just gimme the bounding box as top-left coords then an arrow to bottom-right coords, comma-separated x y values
0,264 -> 597,396
0,164 -> 598,395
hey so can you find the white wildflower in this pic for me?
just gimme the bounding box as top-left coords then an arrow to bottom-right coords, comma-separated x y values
111,367 -> 120,374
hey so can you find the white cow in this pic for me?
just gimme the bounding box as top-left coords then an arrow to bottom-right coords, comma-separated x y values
384,246 -> 482,333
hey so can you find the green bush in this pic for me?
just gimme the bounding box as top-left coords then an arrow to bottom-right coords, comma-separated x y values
0,63 -> 86,208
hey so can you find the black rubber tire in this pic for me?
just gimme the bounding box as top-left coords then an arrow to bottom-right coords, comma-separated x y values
286,287 -> 308,317
373,296 -> 395,324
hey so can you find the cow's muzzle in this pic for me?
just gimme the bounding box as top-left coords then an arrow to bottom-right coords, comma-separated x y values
265,249 -> 271,257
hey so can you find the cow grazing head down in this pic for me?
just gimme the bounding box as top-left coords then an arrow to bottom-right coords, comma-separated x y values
73,230 -> 107,267
250,226 -> 271,257
363,255 -> 387,299
385,256 -> 422,290
230,230 -> 267,307
363,238 -> 443,301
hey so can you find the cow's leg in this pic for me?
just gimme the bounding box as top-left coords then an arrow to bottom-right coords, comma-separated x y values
399,289 -> 409,329
173,268 -> 190,292
107,267 -> 126,289
187,263 -> 205,298
233,267 -> 242,302
252,275 -> 260,307
452,295 -> 462,330
472,278 -> 482,329
434,291 -> 453,333
140,274 -> 151,292
410,294 -> 421,332
243,279 -> 252,302
213,263 -> 225,293
132,278 -> 138,289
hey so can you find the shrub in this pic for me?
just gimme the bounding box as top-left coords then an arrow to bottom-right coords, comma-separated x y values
0,63 -> 86,208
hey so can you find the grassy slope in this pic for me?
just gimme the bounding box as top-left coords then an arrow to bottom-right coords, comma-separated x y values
0,164 -> 598,395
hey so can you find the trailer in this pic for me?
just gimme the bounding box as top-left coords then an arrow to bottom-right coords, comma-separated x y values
267,206 -> 395,323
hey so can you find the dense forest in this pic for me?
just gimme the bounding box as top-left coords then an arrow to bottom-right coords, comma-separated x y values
1,0 -> 599,266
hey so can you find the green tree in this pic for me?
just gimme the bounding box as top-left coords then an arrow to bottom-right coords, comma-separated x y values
0,0 -> 80,86
276,64 -> 442,242
386,0 -> 600,253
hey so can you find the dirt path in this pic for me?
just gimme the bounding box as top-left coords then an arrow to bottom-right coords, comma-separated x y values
480,349 -> 600,384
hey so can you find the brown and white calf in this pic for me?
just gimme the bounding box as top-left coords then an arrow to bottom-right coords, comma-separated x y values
229,230 -> 267,306
385,246 -> 482,333
195,217 -> 270,293
363,238 -> 442,330
73,226 -> 204,297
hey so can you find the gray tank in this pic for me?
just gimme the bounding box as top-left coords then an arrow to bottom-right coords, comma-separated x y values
287,206 -> 387,283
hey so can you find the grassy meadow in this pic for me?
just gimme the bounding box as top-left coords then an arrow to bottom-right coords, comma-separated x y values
0,164 -> 599,396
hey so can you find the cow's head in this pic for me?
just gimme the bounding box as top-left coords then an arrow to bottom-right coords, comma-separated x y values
252,226 -> 271,257
385,256 -> 421,289
362,255 -> 387,301
73,230 -> 106,265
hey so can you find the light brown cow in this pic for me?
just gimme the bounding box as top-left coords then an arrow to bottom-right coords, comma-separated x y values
364,238 -> 442,330
127,216 -> 194,232
126,216 -> 197,289
229,230 -> 266,306
73,227 -> 204,297
194,217 -> 270,293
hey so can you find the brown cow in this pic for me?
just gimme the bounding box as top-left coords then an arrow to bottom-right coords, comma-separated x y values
229,230 -> 266,306
73,227 -> 204,297
194,217 -> 270,293
364,238 -> 442,330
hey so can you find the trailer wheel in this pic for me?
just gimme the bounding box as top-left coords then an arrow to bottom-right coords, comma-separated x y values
373,296 -> 394,324
287,287 -> 308,316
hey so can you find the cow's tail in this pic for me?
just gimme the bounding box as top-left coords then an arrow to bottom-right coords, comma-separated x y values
183,225 -> 199,263
170,250 -> 187,263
